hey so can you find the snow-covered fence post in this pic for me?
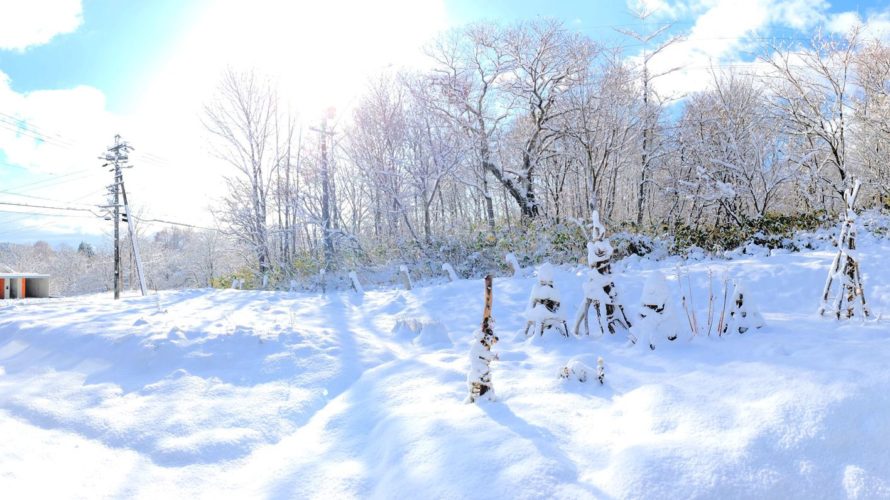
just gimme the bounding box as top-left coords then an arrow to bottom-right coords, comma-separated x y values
819,179 -> 870,319
523,263 -> 568,337
349,271 -> 364,294
505,252 -> 521,277
288,279 -> 298,293
442,263 -> 459,282
319,269 -> 327,295
596,357 -> 605,384
399,265 -> 413,291
466,274 -> 499,403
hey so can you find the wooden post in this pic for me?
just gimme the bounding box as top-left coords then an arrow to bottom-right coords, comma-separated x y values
399,265 -> 412,291
482,274 -> 493,334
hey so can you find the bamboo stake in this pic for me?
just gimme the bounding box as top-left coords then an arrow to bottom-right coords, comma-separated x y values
716,277 -> 729,336
705,269 -> 714,337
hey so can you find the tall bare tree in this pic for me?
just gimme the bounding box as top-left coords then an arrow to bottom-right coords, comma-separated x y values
203,69 -> 277,277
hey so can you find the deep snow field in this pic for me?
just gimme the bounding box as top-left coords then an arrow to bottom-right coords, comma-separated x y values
2,236 -> 890,499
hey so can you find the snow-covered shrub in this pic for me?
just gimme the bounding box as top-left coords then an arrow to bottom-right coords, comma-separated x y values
558,358 -> 605,384
670,212 -> 830,255
611,231 -> 658,259
558,359 -> 590,383
722,281 -> 765,334
523,263 -> 568,337
633,272 -> 680,350
574,211 -> 633,337
820,182 -> 871,320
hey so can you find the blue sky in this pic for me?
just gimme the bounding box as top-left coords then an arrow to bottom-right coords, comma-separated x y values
5,0 -> 888,113
0,0 -> 206,114
1,0 -> 889,244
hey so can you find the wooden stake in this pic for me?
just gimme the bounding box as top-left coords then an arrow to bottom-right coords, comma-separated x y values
482,274 -> 493,333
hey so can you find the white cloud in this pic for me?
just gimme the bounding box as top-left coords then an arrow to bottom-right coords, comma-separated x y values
636,0 -> 832,98
828,9 -> 890,41
0,70 -> 117,239
0,0 -> 83,51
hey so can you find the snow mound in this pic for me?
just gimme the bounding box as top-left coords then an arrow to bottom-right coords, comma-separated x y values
391,317 -> 453,348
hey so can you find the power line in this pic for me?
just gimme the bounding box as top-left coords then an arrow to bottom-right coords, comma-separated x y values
0,112 -> 78,149
131,215 -> 219,232
0,200 -> 101,215
0,168 -> 99,194
0,208 -> 98,219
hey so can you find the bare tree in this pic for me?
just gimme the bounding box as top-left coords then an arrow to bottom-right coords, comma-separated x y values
203,68 -> 278,277
763,27 -> 861,208
617,4 -> 686,227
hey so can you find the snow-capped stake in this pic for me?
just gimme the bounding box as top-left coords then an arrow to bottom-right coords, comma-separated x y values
596,357 -> 605,384
524,263 -> 569,337
466,274 -> 499,403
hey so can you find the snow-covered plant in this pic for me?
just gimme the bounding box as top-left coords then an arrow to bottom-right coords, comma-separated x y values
819,180 -> 870,319
633,272 -> 680,350
524,263 -> 568,337
722,280 -> 765,334
596,357 -> 605,384
558,359 -> 590,383
574,210 -> 632,337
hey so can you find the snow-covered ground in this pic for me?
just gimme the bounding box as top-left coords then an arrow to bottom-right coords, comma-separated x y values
2,237 -> 890,498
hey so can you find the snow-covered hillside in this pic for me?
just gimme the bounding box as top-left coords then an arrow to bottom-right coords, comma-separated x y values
2,238 -> 890,498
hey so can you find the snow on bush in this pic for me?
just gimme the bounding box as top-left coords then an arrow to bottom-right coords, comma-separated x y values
722,280 -> 766,335
633,271 -> 681,350
523,263 -> 568,337
558,358 -> 591,383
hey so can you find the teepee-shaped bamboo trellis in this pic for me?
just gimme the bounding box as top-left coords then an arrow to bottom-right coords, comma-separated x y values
819,180 -> 870,319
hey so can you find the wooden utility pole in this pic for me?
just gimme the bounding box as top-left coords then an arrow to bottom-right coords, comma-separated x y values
101,134 -> 146,299
310,108 -> 337,270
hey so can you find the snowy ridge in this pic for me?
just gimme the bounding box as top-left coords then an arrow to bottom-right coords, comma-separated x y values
1,241 -> 890,498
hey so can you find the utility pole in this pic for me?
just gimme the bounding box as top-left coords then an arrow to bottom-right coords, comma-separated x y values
101,134 -> 146,299
310,108 -> 337,270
